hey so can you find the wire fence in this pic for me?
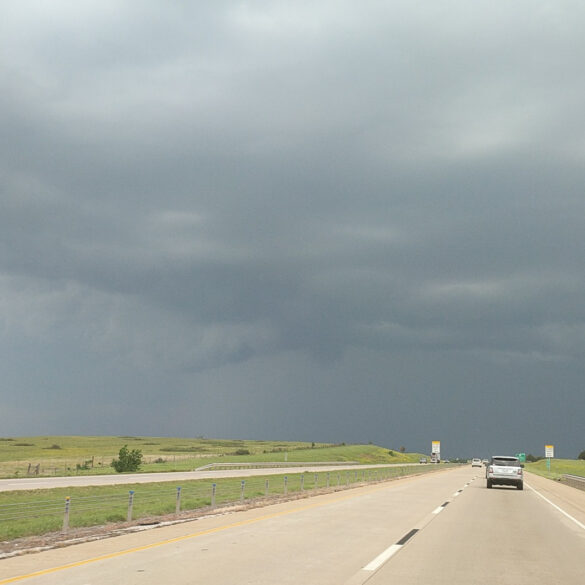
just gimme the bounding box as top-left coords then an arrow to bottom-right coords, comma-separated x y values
0,465 -> 445,541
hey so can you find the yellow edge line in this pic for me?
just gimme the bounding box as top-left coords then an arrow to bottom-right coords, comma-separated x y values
1,480 -> 406,584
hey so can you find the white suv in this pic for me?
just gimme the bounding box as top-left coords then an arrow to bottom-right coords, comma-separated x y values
486,455 -> 523,490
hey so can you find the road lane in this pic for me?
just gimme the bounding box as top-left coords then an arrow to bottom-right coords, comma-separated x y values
3,467 -> 582,585
366,471 -> 585,585
0,464 -> 420,492
0,466 -> 467,584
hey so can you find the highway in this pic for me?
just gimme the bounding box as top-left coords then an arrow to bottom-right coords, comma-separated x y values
0,464 -> 414,491
1,466 -> 584,584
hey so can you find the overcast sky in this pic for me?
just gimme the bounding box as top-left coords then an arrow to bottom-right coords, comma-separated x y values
1,1 -> 584,459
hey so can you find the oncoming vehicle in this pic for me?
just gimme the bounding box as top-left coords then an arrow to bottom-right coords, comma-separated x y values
471,458 -> 482,467
486,456 -> 523,490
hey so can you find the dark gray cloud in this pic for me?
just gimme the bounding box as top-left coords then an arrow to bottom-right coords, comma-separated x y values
2,1 -> 585,458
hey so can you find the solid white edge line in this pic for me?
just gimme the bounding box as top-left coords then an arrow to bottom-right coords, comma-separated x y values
363,544 -> 403,571
527,483 -> 585,531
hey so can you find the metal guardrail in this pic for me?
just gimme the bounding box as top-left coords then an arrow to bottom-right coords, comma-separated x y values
195,461 -> 360,471
562,474 -> 585,491
0,466 -> 438,544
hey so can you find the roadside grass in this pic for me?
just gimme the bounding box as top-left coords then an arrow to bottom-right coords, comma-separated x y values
0,465 -> 446,542
0,437 -> 424,478
524,458 -> 585,481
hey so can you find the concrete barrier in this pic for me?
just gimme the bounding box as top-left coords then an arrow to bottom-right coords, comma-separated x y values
562,474 -> 585,491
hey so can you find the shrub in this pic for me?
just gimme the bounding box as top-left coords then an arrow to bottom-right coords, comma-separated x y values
578,450 -> 585,461
111,445 -> 143,472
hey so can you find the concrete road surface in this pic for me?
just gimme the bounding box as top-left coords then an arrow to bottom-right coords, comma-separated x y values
0,464 -> 414,492
1,467 -> 584,584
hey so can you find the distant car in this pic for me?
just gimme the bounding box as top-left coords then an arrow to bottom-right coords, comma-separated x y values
482,459 -> 489,466
419,457 -> 428,464
486,455 -> 523,490
471,458 -> 482,467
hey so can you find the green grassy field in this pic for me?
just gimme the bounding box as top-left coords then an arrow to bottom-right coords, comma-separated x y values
0,437 -> 434,542
0,464 -> 443,541
524,458 -> 585,481
0,436 -> 424,478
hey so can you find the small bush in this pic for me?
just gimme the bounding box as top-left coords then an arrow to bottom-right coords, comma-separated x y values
578,450 -> 585,461
111,445 -> 143,472
233,449 -> 250,456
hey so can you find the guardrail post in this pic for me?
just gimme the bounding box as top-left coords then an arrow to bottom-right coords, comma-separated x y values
176,486 -> 182,514
240,480 -> 245,504
211,483 -> 216,508
284,476 -> 288,495
63,496 -> 71,532
127,490 -> 135,522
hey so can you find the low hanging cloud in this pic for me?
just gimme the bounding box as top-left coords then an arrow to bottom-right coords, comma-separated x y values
1,1 -> 585,457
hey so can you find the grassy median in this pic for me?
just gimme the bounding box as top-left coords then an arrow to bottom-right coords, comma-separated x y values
0,465 -> 445,541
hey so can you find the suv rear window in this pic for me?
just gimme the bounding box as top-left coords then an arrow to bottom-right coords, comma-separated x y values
492,458 -> 520,467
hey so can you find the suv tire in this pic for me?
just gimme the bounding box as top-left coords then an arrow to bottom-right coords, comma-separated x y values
487,479 -> 492,488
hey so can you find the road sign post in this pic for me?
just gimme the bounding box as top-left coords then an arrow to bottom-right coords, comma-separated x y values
431,441 -> 441,463
545,445 -> 554,471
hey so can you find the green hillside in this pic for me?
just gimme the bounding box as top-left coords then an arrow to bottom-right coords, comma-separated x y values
0,436 -> 425,478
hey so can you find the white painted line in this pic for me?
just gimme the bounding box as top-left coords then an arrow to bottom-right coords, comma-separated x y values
363,544 -> 402,571
432,506 -> 444,515
527,483 -> 585,531
453,491 -> 460,497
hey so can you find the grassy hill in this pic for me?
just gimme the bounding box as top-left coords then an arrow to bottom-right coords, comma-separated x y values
524,458 -> 585,481
0,436 -> 425,478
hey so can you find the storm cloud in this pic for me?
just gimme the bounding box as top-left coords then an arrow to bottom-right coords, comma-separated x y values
2,1 -> 585,458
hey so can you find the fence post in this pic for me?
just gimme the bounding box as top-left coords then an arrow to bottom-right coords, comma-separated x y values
176,486 -> 182,514
300,474 -> 304,491
211,483 -> 216,508
240,480 -> 245,504
284,476 -> 288,495
265,479 -> 269,497
127,490 -> 135,522
63,496 -> 71,532
327,472 -> 330,488
314,473 -> 318,489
